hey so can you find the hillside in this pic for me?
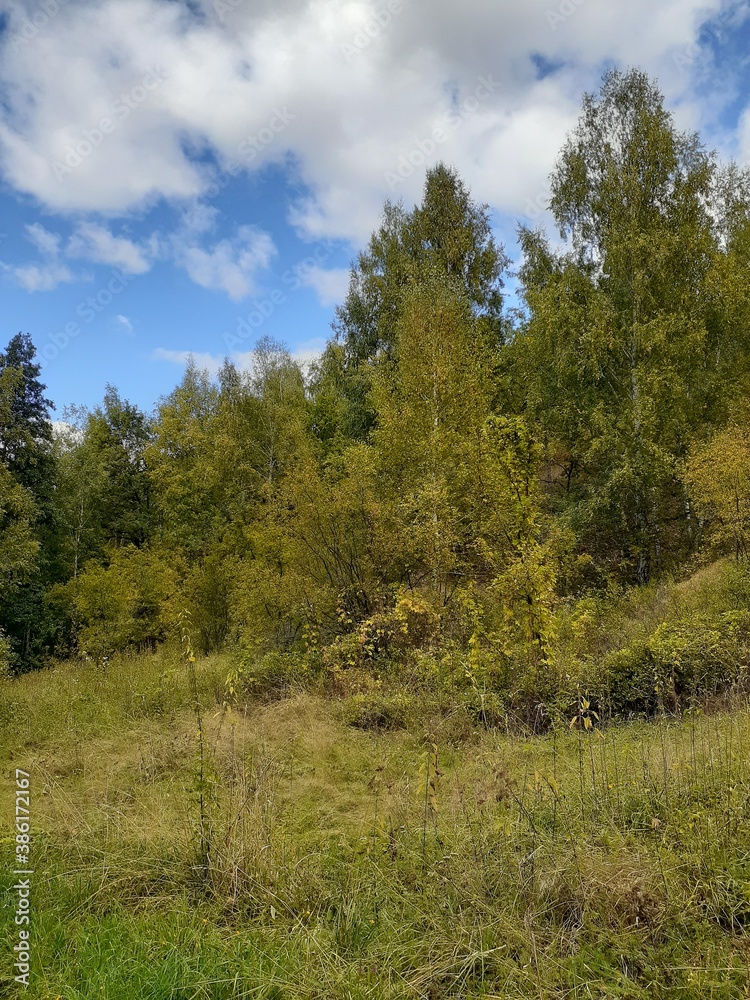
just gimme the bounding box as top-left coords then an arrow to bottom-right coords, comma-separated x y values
3,611 -> 750,998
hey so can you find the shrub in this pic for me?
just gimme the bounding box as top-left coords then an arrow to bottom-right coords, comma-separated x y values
0,629 -> 11,677
600,611 -> 750,716
53,545 -> 180,658
232,650 -> 312,702
339,689 -> 415,731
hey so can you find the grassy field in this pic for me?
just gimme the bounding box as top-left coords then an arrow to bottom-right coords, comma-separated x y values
3,647 -> 750,998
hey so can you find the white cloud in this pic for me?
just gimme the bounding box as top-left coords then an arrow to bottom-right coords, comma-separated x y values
10,260 -> 76,292
153,336 -> 325,378
114,314 -> 134,334
67,222 -> 152,274
179,202 -> 219,237
171,225 -> 276,300
0,221 -> 75,291
4,212 -> 276,300
152,348 -> 224,376
291,336 -> 326,373
25,222 -> 62,257
0,0 -> 731,250
297,264 -> 350,307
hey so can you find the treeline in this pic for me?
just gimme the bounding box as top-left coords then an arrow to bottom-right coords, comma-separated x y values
2,69 -> 750,706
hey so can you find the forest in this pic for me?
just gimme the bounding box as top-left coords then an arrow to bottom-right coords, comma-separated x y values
3,68 -> 750,721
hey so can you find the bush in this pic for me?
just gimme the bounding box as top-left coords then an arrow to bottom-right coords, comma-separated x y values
600,611 -> 750,716
339,689 -> 416,731
233,651 -> 313,701
0,629 -> 11,677
53,545 -> 180,658
599,641 -> 659,716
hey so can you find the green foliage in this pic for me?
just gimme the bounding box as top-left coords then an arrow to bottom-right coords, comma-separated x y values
52,406 -> 109,577
338,688 -> 415,730
514,68 -> 745,582
0,331 -> 54,501
318,164 -> 509,444
147,360 -> 221,556
0,462 -> 38,597
232,649 -> 313,700
335,164 -> 507,366
9,73 -> 750,702
181,548 -> 237,654
0,628 -> 11,676
54,545 -> 180,658
84,385 -> 153,547
686,418 -> 750,558
600,611 -> 750,716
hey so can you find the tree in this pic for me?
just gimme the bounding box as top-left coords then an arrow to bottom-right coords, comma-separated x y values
371,276 -> 497,600
0,464 -> 38,601
685,419 -> 750,559
246,337 -> 309,485
369,274 -> 559,669
147,360 -> 220,556
53,407 -> 109,578
0,333 -> 55,669
0,333 -> 54,503
54,545 -> 179,659
0,464 -> 40,672
516,68 -> 722,582
85,386 -> 153,548
316,164 -> 509,444
336,164 -> 507,363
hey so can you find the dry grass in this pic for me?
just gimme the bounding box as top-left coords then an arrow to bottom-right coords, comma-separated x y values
3,645 -> 750,997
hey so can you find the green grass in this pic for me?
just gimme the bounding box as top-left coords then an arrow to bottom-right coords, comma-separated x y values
4,645 -> 750,997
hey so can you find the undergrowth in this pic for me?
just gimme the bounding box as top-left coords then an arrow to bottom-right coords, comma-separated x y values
3,563 -> 750,997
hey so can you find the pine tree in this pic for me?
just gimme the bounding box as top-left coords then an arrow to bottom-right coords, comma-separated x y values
0,332 -> 54,503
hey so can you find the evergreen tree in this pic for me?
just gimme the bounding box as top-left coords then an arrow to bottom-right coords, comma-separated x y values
0,332 -> 54,504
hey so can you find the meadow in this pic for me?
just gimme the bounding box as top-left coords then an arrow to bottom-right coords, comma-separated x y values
3,628 -> 750,999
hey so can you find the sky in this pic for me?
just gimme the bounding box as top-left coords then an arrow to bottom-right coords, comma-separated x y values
0,0 -> 749,415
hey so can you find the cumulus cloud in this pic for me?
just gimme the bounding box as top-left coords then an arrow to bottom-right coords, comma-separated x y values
10,260 -> 76,292
26,222 -> 63,257
0,0 -> 732,249
152,348 -> 224,376
1,222 -> 76,291
297,264 -> 350,307
153,335 -> 326,378
170,225 -> 276,300
3,209 -> 275,300
67,222 -> 153,274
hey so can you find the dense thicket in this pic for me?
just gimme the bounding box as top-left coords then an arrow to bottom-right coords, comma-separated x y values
3,70 -> 750,710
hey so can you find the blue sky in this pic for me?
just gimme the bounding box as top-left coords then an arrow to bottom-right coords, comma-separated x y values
0,0 -> 749,416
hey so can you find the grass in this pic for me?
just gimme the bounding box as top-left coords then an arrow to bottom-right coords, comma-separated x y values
3,644 -> 750,997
